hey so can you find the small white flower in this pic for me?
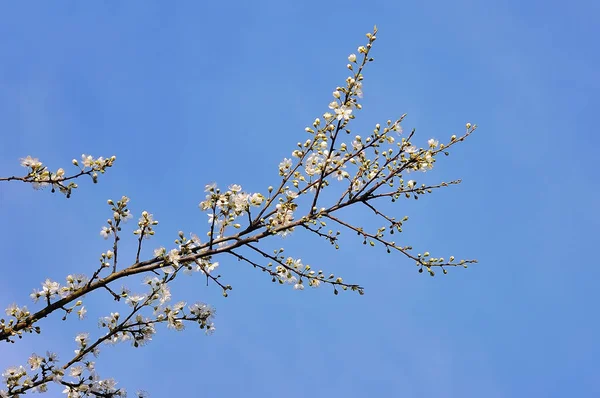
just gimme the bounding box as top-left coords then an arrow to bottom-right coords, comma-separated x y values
100,226 -> 111,239
279,158 -> 292,172
121,209 -> 133,222
207,213 -> 216,225
394,122 -> 403,135
168,249 -> 180,265
157,284 -> 171,305
249,193 -> 264,206
30,289 -> 41,303
352,179 -> 364,192
75,333 -> 89,346
28,354 -> 43,370
334,170 -> 348,181
161,265 -> 176,274
70,366 -> 84,377
81,154 -> 94,168
348,53 -> 357,62
335,106 -> 352,121
126,294 -> 147,307
42,279 -> 60,296
228,184 -> 242,193
46,351 -> 58,362
286,190 -> 298,200
205,261 -> 219,274
20,155 -> 42,168
77,306 -> 86,320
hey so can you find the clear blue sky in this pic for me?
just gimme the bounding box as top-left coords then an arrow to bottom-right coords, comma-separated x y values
1,1 -> 598,397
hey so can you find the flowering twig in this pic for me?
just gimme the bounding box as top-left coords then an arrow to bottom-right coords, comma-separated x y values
1,27 -> 478,397
0,154 -> 115,198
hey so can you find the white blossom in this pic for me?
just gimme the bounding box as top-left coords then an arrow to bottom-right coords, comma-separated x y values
279,158 -> 292,174
27,354 -> 43,371
75,333 -> 89,347
167,249 -> 180,265
100,226 -> 111,239
249,193 -> 264,206
41,279 -> 60,297
77,306 -> 87,320
81,154 -> 94,168
70,366 -> 84,377
405,145 -> 417,154
335,105 -> 352,121
126,294 -> 146,307
20,156 -> 42,169
228,184 -> 242,193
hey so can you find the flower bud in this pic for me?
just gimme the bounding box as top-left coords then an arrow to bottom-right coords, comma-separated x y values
348,53 -> 357,62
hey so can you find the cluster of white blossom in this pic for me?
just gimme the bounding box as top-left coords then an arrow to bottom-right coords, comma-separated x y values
268,202 -> 297,236
199,183 -> 265,238
1,349 -> 126,398
29,275 -> 89,305
132,211 -> 157,239
8,154 -> 116,197
100,196 -> 134,239
265,253 -> 352,293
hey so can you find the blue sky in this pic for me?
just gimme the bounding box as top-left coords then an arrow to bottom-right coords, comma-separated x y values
1,1 -> 599,397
